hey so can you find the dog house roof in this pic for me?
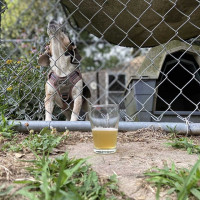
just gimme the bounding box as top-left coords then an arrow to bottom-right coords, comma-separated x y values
133,40 -> 200,80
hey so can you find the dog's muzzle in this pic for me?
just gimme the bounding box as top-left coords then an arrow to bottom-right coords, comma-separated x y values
48,20 -> 59,35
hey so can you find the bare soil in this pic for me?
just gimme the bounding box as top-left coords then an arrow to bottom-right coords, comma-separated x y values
0,128 -> 200,200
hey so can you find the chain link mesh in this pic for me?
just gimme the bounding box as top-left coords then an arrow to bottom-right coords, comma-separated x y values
1,0 -> 200,123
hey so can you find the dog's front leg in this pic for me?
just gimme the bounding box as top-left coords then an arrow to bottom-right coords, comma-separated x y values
70,95 -> 82,121
45,93 -> 55,121
45,83 -> 55,121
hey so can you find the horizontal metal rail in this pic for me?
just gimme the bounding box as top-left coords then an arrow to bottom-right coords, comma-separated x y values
1,39 -> 35,43
8,120 -> 200,135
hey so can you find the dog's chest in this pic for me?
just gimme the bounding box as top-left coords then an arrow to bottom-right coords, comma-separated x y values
50,41 -> 75,76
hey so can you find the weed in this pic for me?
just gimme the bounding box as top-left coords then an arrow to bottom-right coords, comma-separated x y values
166,125 -> 178,139
0,113 -> 17,139
145,160 -> 200,200
0,185 -> 13,199
1,139 -> 23,152
22,127 -> 68,153
0,113 -> 19,151
15,152 -> 124,200
166,136 -> 200,154
1,127 -> 68,154
165,126 -> 200,155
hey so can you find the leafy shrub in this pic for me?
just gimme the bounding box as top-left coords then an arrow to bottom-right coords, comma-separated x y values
0,58 -> 47,120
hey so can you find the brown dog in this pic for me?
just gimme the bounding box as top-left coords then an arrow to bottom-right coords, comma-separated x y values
38,20 -> 90,121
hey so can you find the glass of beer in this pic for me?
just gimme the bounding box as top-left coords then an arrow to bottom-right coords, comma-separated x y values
89,104 -> 119,154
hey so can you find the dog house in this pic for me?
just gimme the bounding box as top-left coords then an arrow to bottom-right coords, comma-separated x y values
125,40 -> 200,122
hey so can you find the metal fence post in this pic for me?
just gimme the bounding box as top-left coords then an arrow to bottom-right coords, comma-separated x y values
0,1 -> 2,41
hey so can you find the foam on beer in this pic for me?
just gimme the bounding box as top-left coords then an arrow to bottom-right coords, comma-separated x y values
92,127 -> 118,131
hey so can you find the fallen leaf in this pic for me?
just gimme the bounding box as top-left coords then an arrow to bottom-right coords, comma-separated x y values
50,148 -> 65,155
14,153 -> 25,158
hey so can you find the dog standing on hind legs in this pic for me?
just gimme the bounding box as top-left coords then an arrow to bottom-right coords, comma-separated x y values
38,20 -> 90,121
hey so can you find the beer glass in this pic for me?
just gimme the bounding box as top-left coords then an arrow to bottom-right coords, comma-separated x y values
89,104 -> 119,154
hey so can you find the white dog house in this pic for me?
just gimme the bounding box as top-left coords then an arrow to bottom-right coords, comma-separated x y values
125,40 -> 200,122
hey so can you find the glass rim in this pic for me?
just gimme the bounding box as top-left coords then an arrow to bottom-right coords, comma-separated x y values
89,104 -> 119,108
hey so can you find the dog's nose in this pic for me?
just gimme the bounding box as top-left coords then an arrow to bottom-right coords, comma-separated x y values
49,19 -> 56,25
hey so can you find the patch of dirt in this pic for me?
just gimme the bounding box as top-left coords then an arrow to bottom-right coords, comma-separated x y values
0,128 -> 200,200
63,128 -> 200,200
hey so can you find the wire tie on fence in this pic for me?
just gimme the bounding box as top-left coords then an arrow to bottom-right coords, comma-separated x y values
185,119 -> 190,136
177,116 -> 191,136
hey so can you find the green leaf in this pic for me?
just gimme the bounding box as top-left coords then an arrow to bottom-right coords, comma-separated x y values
16,187 -> 40,200
40,162 -> 51,200
190,188 -> 200,199
0,132 -> 13,138
63,158 -> 87,183
40,127 -> 51,135
54,153 -> 68,197
14,179 -> 38,184
167,187 -> 176,195
59,189 -> 82,200
177,159 -> 200,199
0,185 -> 13,197
156,184 -> 161,200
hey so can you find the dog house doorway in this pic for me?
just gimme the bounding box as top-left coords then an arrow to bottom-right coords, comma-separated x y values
155,51 -> 200,112
107,73 -> 126,109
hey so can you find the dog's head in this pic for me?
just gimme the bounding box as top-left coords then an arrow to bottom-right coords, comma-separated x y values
47,20 -> 66,38
38,20 -> 81,67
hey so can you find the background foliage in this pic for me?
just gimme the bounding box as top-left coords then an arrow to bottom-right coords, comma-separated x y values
1,0 -> 133,120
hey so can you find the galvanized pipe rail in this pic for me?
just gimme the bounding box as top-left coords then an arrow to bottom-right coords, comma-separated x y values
8,121 -> 200,135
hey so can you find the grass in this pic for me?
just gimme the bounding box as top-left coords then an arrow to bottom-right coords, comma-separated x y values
143,126 -> 200,200
166,136 -> 200,154
166,126 -> 200,155
21,127 -> 68,153
1,127 -> 68,154
2,115 -> 200,200
0,185 -> 13,199
0,112 -> 17,138
145,160 -> 200,200
13,153 -> 124,200
0,145 -> 128,200
0,113 -> 128,200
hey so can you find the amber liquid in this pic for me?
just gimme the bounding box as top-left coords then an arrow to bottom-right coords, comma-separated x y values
92,128 -> 118,149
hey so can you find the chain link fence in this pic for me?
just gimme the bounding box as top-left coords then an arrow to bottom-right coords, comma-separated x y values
1,0 -> 200,124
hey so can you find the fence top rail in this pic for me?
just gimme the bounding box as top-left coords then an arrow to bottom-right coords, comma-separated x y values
9,120 -> 200,135
1,39 -> 35,43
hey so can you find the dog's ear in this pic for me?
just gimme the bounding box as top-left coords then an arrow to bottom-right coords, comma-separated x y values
38,44 -> 51,67
38,54 -> 50,67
